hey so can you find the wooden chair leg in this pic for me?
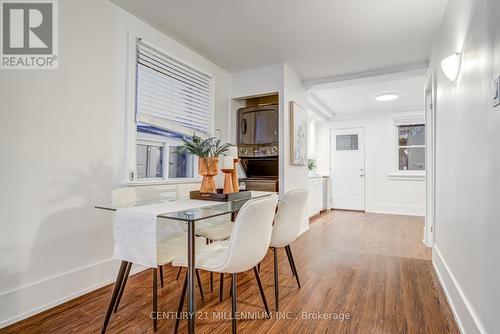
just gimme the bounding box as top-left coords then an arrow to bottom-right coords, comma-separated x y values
273,247 -> 279,311
196,269 -> 204,300
175,272 -> 188,334
253,267 -> 270,317
286,245 -> 301,288
231,273 -> 238,334
101,261 -> 128,334
152,268 -> 158,332
113,262 -> 132,313
219,273 -> 224,302
159,265 -> 164,288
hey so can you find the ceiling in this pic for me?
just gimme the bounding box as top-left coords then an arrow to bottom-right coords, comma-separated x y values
112,0 -> 447,80
311,74 -> 427,115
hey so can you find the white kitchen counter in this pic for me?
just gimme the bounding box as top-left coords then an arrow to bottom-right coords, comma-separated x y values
308,174 -> 329,178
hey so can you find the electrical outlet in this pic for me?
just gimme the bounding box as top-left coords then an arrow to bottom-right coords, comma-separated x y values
493,75 -> 500,107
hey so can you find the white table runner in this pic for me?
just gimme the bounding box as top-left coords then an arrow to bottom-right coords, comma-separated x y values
113,199 -> 220,267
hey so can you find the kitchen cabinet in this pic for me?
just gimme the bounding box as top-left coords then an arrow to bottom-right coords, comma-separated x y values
308,176 -> 324,217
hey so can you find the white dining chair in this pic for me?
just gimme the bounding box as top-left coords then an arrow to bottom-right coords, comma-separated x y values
102,186 -> 205,333
176,183 -> 234,242
175,183 -> 236,291
269,189 -> 308,311
172,194 -> 279,334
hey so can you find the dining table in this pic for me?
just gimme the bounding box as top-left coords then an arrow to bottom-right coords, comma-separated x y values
95,190 -> 275,334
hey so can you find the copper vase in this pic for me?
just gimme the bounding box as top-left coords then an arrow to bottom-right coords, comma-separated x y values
198,157 -> 219,193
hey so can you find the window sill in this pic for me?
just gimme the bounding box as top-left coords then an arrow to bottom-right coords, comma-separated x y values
127,177 -> 201,186
387,172 -> 426,181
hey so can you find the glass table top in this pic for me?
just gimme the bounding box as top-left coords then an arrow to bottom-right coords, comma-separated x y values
95,191 -> 275,222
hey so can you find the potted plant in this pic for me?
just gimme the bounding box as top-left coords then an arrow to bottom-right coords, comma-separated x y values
307,159 -> 317,175
178,130 -> 233,193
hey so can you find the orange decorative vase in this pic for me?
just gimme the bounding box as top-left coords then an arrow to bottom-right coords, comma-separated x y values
198,157 -> 219,193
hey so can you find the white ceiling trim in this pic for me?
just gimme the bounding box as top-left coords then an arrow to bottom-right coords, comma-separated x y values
331,106 -> 424,121
307,93 -> 336,119
303,61 -> 429,91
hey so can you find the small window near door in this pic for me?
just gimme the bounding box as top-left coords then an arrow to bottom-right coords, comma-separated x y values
398,124 -> 425,170
336,134 -> 358,150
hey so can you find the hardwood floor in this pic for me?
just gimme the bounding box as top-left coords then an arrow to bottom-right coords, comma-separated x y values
1,210 -> 459,334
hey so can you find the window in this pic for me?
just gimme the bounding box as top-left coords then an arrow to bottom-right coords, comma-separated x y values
336,134 -> 358,151
127,37 -> 214,182
397,124 -> 425,170
136,142 -> 163,178
168,146 -> 195,178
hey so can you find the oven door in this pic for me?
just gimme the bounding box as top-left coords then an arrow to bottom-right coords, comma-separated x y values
239,107 -> 278,145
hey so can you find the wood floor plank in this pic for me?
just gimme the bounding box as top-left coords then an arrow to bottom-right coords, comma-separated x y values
1,210 -> 459,334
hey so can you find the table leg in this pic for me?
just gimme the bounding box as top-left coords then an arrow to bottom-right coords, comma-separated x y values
187,219 -> 196,334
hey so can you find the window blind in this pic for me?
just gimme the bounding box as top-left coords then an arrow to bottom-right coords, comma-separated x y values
136,39 -> 213,136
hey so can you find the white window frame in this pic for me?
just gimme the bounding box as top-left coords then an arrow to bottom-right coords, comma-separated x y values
125,33 -> 214,185
388,112 -> 426,181
136,135 -> 199,182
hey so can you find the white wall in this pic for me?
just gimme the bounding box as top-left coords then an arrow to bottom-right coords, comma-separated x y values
0,0 -> 231,327
283,64 -> 309,233
316,111 -> 426,216
429,0 -> 500,333
231,64 -> 284,100
282,64 -> 309,193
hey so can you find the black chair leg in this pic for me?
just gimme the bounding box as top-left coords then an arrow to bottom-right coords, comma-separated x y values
102,261 -> 129,334
231,273 -> 238,334
175,272 -> 188,334
219,273 -> 224,302
285,246 -> 296,277
273,247 -> 279,311
286,245 -> 301,289
257,262 -> 261,273
207,239 -> 214,292
159,265 -> 164,288
196,269 -> 204,300
152,268 -> 158,332
113,262 -> 132,313
253,267 -> 270,317
176,267 -> 182,280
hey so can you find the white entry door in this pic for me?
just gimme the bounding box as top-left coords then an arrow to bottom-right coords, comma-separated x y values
331,128 -> 365,210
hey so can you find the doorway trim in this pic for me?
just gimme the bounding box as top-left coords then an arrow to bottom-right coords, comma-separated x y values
424,76 -> 436,247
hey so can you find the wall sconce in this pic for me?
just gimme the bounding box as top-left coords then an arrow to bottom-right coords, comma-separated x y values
440,52 -> 462,82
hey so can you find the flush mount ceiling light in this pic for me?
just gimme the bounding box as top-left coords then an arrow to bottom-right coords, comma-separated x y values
440,52 -> 462,82
375,93 -> 398,102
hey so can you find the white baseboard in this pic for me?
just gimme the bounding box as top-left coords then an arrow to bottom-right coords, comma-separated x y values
432,246 -> 485,334
0,259 -> 147,329
369,203 -> 425,216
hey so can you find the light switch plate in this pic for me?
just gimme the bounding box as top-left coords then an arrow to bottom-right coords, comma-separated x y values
493,75 -> 500,107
